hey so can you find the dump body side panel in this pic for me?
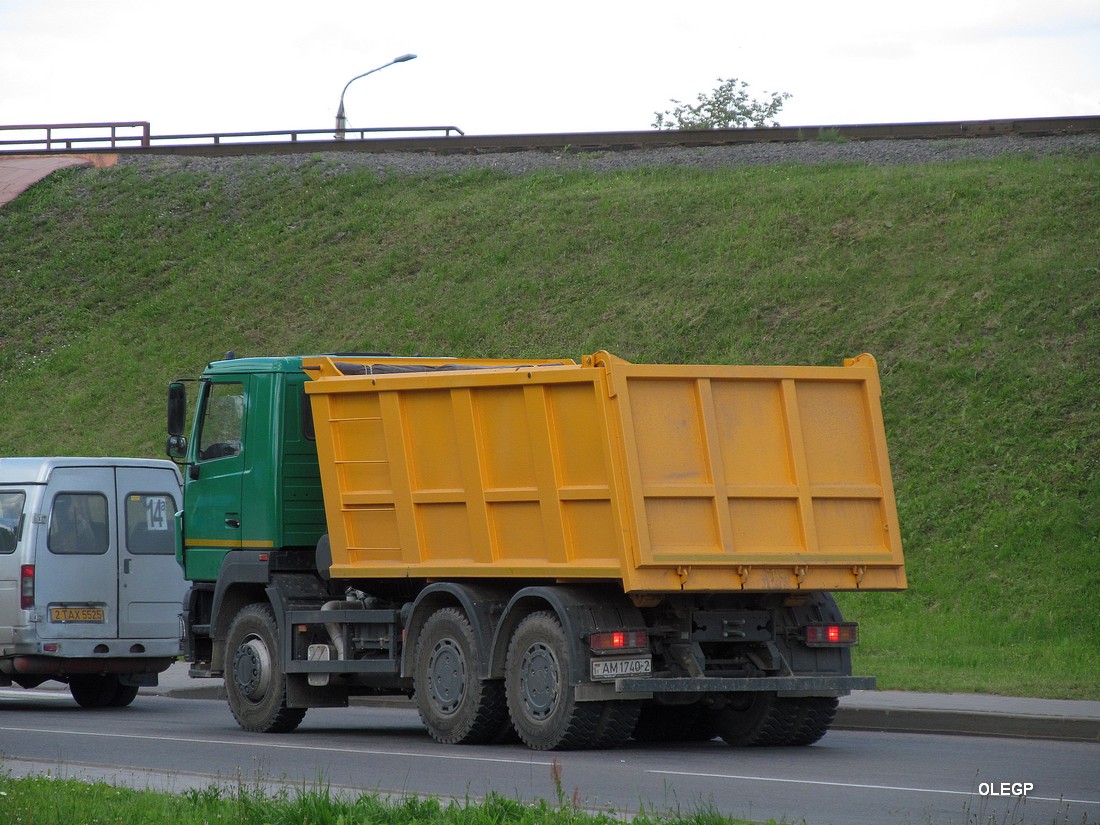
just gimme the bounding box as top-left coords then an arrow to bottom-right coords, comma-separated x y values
305,360 -> 626,581
303,353 -> 905,593
600,352 -> 905,592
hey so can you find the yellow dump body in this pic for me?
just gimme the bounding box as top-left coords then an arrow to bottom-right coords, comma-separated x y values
303,352 -> 905,593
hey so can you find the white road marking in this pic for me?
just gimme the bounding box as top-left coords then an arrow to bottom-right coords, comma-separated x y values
647,770 -> 1100,806
0,724 -> 552,767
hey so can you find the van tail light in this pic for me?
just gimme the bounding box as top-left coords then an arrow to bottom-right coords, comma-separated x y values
804,623 -> 858,647
20,564 -> 35,610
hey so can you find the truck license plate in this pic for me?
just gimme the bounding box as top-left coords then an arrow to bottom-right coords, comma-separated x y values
50,607 -> 105,623
590,656 -> 652,680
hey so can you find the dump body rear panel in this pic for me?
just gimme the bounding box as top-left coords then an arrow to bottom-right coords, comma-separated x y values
303,352 -> 905,593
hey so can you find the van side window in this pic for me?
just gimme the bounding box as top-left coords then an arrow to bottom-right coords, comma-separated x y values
125,493 -> 177,555
48,493 -> 110,555
198,382 -> 244,461
0,491 -> 25,554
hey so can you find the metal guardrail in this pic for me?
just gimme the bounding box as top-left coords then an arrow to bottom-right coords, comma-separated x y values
0,121 -> 464,153
0,121 -> 151,151
0,116 -> 1096,158
153,124 -> 465,146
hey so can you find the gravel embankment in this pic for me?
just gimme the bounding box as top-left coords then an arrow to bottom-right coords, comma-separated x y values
117,133 -> 1100,178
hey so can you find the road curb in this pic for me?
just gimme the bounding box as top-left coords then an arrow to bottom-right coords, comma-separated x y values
834,706 -> 1100,744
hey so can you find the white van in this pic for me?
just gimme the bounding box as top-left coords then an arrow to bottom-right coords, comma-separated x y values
0,457 -> 186,707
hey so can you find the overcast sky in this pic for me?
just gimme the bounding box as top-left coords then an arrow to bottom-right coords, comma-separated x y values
2,0 -> 1098,138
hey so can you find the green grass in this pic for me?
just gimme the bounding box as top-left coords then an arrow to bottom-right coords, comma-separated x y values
1,150 -> 1097,699
0,771 -> 761,825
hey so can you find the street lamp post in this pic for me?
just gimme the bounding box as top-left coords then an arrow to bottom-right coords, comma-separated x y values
334,53 -> 417,140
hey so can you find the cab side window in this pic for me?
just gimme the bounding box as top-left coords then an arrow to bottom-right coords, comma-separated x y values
48,493 -> 110,555
125,493 -> 177,555
198,382 -> 244,461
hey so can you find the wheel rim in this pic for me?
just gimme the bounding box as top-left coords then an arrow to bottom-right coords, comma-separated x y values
427,637 -> 465,715
519,640 -> 559,720
232,634 -> 273,702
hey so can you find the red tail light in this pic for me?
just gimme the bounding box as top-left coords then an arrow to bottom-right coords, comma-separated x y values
20,564 -> 34,610
804,623 -> 858,647
590,630 -> 648,652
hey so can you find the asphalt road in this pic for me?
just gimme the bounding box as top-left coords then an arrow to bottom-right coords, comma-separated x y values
2,689 -> 1097,825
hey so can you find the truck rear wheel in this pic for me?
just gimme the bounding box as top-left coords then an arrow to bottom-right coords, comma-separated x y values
224,603 -> 306,733
414,607 -> 511,745
715,691 -> 797,746
633,702 -> 716,742
505,611 -> 636,751
786,696 -> 839,745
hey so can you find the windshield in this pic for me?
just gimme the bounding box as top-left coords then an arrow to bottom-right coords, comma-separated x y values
0,490 -> 26,554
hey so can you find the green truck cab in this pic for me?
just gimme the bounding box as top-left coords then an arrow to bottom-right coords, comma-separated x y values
169,356 -> 323,582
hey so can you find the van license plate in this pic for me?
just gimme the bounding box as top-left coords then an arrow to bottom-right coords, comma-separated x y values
50,607 -> 105,623
591,657 -> 652,681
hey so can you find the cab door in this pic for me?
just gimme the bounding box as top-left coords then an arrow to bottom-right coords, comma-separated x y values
182,377 -> 247,580
35,466 -> 118,641
115,466 -> 186,640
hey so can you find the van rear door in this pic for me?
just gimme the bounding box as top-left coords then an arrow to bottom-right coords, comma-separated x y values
36,466 -> 118,641
115,466 -> 184,640
0,488 -> 28,645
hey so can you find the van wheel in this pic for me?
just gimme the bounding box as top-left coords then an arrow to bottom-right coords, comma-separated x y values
110,683 -> 140,707
69,675 -> 120,708
505,611 -> 634,751
413,608 -> 510,744
224,603 -> 306,733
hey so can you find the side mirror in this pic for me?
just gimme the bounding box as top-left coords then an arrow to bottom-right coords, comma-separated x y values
167,382 -> 188,459
166,434 -> 188,459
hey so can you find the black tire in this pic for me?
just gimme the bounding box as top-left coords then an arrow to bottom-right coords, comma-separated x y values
110,683 -> 140,707
224,603 -> 306,733
413,607 -> 511,745
69,674 -> 120,708
589,698 -> 643,748
633,702 -> 716,742
715,692 -> 798,747
785,696 -> 839,746
505,611 -> 636,751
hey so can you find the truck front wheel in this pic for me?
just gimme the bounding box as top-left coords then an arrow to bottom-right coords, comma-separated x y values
224,603 -> 306,733
413,607 -> 510,744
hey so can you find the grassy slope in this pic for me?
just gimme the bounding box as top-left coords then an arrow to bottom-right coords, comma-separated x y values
1,150 -> 1097,698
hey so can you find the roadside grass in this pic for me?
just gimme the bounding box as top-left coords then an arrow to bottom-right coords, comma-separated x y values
0,770 -> 762,825
1,150 -> 1097,699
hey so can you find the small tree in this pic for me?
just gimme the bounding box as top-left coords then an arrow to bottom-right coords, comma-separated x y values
653,77 -> 791,130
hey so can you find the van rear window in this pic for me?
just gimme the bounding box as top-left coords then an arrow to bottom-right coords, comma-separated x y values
0,491 -> 24,554
48,493 -> 110,555
125,493 -> 176,555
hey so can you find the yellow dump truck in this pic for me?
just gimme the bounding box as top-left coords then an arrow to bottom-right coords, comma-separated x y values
168,350 -> 905,750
